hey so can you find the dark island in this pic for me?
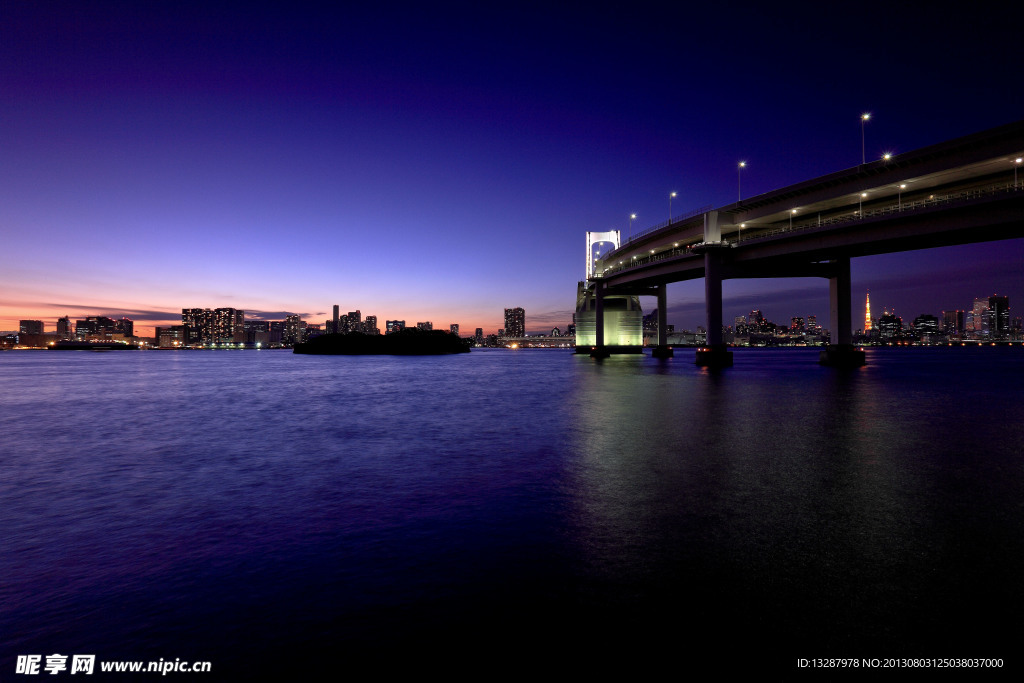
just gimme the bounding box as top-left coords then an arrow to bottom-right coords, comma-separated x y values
293,329 -> 471,355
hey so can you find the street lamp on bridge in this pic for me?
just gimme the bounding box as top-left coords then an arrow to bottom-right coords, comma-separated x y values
1015,158 -> 1022,188
898,184 -> 906,210
669,192 -> 676,221
629,213 -> 636,235
738,161 -> 746,202
861,113 -> 871,164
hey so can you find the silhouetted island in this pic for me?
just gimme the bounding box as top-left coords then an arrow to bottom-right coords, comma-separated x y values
293,329 -> 471,355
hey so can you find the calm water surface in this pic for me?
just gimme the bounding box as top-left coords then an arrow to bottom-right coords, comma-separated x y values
2,348 -> 1022,675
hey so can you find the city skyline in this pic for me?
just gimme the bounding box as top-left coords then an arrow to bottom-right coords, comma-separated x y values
2,4 -> 1021,337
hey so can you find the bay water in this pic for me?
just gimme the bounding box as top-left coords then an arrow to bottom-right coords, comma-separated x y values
2,348 -> 1021,675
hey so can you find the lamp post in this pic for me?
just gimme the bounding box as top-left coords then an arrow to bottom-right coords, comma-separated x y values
629,213 -> 636,236
859,192 -> 867,217
789,210 -> 796,229
738,161 -> 746,202
739,222 -> 745,243
898,184 -> 906,210
1015,158 -> 1022,188
861,113 -> 871,164
669,192 -> 676,222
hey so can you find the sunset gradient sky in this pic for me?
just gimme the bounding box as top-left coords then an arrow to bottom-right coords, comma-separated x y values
2,2 -> 1021,336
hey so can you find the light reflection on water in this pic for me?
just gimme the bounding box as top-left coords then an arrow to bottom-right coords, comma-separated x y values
1,348 -> 1022,674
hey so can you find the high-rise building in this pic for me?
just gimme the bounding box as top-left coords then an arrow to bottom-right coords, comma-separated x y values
182,308 -> 212,344
183,308 -> 243,344
475,328 -> 483,345
364,316 -> 379,335
942,310 -> 964,336
790,316 -> 805,332
283,314 -> 304,344
913,314 -> 939,337
416,321 -> 432,331
504,308 -> 525,337
968,298 -> 989,337
988,295 -> 1009,338
332,305 -> 340,334
115,317 -> 134,337
56,316 -> 72,339
449,324 -> 459,336
749,309 -> 765,331
19,320 -> 43,335
878,311 -> 902,339
386,320 -> 405,334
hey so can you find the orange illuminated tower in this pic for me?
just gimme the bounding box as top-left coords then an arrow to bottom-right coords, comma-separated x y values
864,290 -> 872,331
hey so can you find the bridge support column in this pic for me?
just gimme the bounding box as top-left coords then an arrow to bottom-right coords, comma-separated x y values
590,282 -> 610,358
652,283 -> 673,358
820,256 -> 866,367
696,250 -> 732,367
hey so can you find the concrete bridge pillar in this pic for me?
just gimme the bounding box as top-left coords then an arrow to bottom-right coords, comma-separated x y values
652,283 -> 673,358
591,281 -> 610,358
696,250 -> 732,367
821,256 -> 866,367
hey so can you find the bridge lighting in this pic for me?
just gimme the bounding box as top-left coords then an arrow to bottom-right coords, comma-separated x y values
898,184 -> 906,209
859,192 -> 867,216
669,191 -> 677,221
738,161 -> 746,201
739,223 -> 746,243
861,113 -> 871,164
1015,158 -> 1022,187
789,209 -> 796,228
629,213 -> 637,235
882,152 -> 892,161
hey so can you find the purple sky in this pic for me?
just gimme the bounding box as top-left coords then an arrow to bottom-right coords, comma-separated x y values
2,2 -> 1021,335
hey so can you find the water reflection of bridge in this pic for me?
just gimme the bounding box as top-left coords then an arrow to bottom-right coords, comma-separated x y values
580,119 -> 1024,366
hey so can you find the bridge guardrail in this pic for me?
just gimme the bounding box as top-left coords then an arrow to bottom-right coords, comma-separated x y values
625,205 -> 713,244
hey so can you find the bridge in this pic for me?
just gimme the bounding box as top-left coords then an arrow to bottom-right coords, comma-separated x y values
579,119 -> 1024,366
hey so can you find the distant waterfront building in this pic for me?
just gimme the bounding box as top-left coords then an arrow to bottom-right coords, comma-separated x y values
156,325 -> 186,347
416,321 -> 432,331
790,316 -> 805,332
19,320 -> 43,335
183,308 -> 244,344
967,298 -> 989,338
182,308 -> 212,344
364,315 -> 379,335
244,320 -> 270,346
475,328 -> 483,345
56,316 -> 72,339
750,309 -> 765,332
878,311 -> 902,339
942,310 -> 964,337
864,291 -> 872,332
449,324 -> 459,336
504,308 -> 525,338
115,317 -> 134,338
386,320 -> 405,334
913,314 -> 940,342
332,305 -> 340,334
283,314 -> 304,344
988,295 -> 1009,338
